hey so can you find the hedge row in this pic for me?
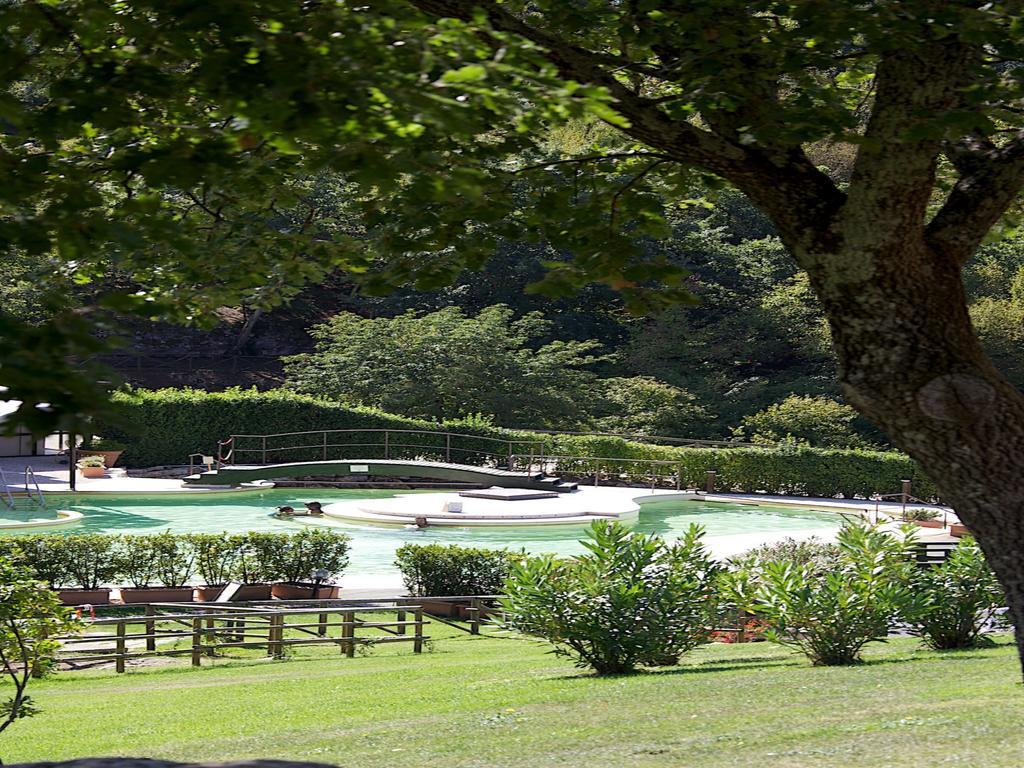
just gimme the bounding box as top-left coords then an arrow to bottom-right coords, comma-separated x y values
98,388 -> 537,468
1,530 -> 351,589
94,388 -> 938,499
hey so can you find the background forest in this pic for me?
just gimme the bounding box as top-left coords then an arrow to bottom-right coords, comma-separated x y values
6,124 -> 1024,449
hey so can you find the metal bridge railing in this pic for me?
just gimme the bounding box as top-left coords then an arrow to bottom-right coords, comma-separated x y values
215,429 -> 545,468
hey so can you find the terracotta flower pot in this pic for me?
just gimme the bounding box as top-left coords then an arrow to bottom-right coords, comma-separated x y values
79,449 -> 123,468
271,582 -> 340,600
58,588 -> 112,606
912,519 -> 945,529
194,583 -> 274,601
949,523 -> 971,538
119,587 -> 194,604
78,465 -> 106,479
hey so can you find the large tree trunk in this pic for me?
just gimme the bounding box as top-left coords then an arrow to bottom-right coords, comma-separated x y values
806,237 -> 1024,674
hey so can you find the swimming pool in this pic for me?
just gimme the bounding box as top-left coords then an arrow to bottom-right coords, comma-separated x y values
8,489 -> 844,576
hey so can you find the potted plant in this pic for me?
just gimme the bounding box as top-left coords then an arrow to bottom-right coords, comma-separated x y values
224,533 -> 277,601
54,534 -> 118,605
190,533 -> 240,601
77,437 -> 127,468
902,508 -> 946,529
6,535 -> 71,597
115,533 -> 195,603
76,454 -> 106,479
266,529 -> 350,600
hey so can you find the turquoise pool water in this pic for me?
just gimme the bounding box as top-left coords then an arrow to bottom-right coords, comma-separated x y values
10,489 -> 843,576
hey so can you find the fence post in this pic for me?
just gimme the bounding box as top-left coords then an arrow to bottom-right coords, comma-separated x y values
705,470 -> 717,494
318,612 -> 328,637
192,617 -> 203,667
323,431 -> 328,461
342,610 -> 355,658
205,610 -> 216,657
268,614 -> 283,658
413,608 -> 424,653
446,433 -> 451,462
115,620 -> 126,674
676,463 -> 682,491
262,436 -> 267,465
468,598 -> 480,635
145,605 -> 156,652
594,460 -> 600,487
384,431 -> 389,459
396,608 -> 406,636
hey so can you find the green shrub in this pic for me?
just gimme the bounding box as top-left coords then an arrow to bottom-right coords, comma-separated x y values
79,437 -> 128,452
112,533 -> 196,588
187,533 -> 238,586
902,507 -> 941,522
725,523 -> 919,666
230,532 -> 277,584
95,387 -> 534,468
394,544 -> 521,596
727,536 -> 841,585
3,536 -> 68,588
0,555 -> 79,748
735,395 -> 877,449
54,534 -> 118,589
94,387 -> 940,500
259,528 -> 350,583
911,537 -> 1006,650
500,521 -> 721,674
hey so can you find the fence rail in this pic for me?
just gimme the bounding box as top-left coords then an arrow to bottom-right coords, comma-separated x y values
56,603 -> 428,673
221,429 -> 545,467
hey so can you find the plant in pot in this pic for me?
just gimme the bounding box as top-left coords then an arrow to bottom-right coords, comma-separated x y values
5,535 -> 70,594
52,535 -> 118,605
189,533 -> 239,601
902,508 -> 945,529
76,454 -> 106,479
267,529 -> 350,600
77,437 -> 127,468
225,533 -> 279,601
115,534 -> 196,603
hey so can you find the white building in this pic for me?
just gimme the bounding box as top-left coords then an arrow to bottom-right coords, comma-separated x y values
0,401 -> 50,457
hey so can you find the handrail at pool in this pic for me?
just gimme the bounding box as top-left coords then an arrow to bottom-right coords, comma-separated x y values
217,428 -> 546,467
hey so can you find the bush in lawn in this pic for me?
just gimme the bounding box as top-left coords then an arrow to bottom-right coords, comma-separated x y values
260,529 -> 351,583
394,544 -> 521,596
911,536 -> 1007,650
0,555 -> 79,750
500,521 -> 721,674
727,537 -> 842,584
727,523 -> 919,665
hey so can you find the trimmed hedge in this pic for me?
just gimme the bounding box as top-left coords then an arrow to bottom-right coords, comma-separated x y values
95,387 -> 939,499
2,530 -> 351,589
98,388 -> 537,468
394,544 -> 522,596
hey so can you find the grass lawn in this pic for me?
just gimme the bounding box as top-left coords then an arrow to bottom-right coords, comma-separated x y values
8,626 -> 1024,768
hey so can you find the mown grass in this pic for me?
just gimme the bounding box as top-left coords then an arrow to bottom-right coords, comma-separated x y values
8,626 -> 1024,768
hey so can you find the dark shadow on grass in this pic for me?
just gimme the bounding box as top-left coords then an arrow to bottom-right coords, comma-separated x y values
550,655 -> 797,681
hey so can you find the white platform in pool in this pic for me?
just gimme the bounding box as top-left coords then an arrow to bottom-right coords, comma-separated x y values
459,487 -> 560,501
322,485 -> 661,527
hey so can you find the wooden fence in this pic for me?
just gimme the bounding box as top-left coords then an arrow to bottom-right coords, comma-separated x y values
57,602 -> 428,673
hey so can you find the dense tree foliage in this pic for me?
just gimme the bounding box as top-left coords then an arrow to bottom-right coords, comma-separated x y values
283,305 -> 608,427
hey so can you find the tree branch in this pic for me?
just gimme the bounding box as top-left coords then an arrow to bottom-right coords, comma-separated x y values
410,0 -> 846,256
843,44 -> 976,249
927,129 -> 1024,264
